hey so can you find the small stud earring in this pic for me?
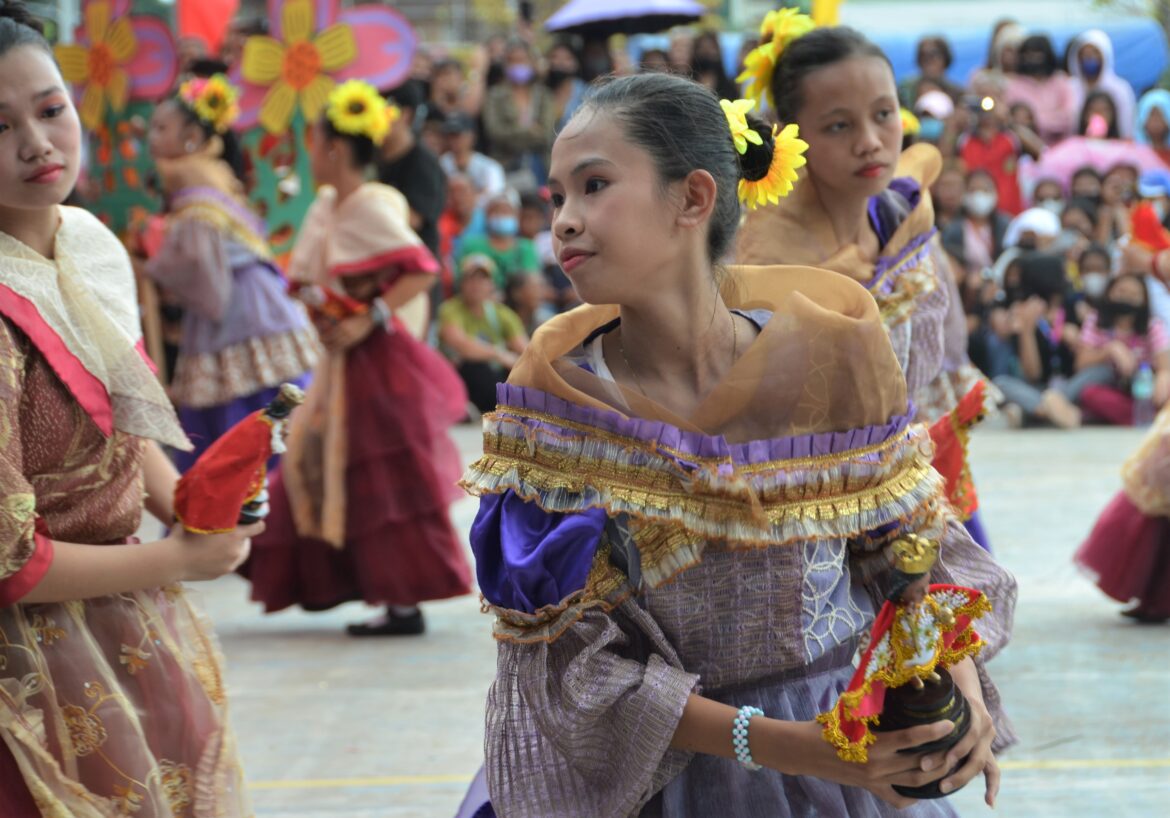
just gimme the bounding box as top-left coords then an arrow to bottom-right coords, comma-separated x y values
184,141 -> 196,153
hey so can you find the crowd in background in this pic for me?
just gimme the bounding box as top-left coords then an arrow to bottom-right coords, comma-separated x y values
190,16 -> 1170,428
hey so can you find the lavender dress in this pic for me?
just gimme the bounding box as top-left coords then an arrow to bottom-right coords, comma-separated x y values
460,314 -> 1017,818
146,186 -> 318,469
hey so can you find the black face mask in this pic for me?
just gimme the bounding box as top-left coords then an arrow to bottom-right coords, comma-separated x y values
545,68 -> 573,88
1100,301 -> 1143,322
1018,59 -> 1049,77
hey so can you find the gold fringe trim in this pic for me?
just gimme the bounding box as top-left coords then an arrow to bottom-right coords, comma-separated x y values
872,241 -> 941,328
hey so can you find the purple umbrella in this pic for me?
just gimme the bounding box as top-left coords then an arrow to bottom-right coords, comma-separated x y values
545,0 -> 706,37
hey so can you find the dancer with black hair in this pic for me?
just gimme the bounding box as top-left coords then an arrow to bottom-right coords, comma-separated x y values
145,74 -> 317,470
460,68 -> 1014,817
736,14 -> 996,549
0,4 -> 255,814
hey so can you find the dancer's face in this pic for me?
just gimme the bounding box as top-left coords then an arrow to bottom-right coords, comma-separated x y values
148,101 -> 197,161
547,111 -> 704,307
793,56 -> 902,200
0,46 -> 82,216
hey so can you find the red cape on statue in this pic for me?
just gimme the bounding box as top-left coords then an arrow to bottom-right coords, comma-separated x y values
174,408 -> 275,534
927,381 -> 986,520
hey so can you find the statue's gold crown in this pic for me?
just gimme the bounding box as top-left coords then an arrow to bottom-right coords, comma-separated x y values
891,533 -> 939,574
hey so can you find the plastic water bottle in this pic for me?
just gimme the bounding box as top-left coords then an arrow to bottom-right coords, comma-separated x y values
1132,363 -> 1156,427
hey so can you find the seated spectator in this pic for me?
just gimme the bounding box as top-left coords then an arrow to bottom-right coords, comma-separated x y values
438,254 -> 529,414
518,190 -> 555,267
482,39 -> 557,190
1068,29 -> 1137,139
1096,164 -> 1136,244
689,31 -> 739,100
440,112 -> 506,205
1006,101 -> 1045,160
505,272 -> 557,336
943,169 -> 1013,279
1136,89 -> 1170,166
1004,206 -> 1062,253
984,254 -> 1083,428
932,160 -> 966,231
640,48 -> 671,73
914,89 -> 952,145
546,41 -> 587,130
457,192 -> 541,289
1070,166 -> 1103,203
1032,177 -> 1066,214
1061,198 -> 1100,254
969,19 -> 1024,101
1005,34 -> 1077,144
1076,242 -> 1112,309
438,174 -> 486,292
957,96 -> 1024,214
1077,90 -> 1121,139
899,35 -> 964,107
1076,273 -> 1170,424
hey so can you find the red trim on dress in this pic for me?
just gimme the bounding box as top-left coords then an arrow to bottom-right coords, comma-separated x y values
135,337 -> 159,375
0,283 -> 114,436
329,245 -> 440,279
0,530 -> 54,606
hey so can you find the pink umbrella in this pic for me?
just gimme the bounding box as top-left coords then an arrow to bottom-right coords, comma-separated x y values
1023,137 -> 1170,191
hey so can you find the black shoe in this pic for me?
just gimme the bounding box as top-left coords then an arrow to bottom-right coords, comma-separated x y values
1121,606 -> 1169,624
346,608 -> 426,636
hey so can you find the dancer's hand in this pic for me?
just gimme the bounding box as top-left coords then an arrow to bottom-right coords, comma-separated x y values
763,719 -> 955,809
168,522 -> 263,581
918,697 -> 999,807
321,313 -> 376,352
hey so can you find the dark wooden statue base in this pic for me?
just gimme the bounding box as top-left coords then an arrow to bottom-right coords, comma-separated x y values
873,667 -> 972,799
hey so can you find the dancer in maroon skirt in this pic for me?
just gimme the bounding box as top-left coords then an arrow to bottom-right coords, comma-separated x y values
242,81 -> 471,635
1075,402 -> 1170,622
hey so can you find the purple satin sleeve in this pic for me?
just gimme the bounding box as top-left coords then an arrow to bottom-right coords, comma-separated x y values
470,491 -> 609,613
867,177 -> 923,247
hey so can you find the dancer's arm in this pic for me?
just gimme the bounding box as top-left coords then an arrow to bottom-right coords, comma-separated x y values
142,440 -> 180,524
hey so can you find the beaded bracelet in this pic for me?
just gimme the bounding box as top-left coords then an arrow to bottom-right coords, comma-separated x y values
732,705 -> 764,770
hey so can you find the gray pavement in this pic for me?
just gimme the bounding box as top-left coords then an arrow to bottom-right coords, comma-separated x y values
189,423 -> 1170,817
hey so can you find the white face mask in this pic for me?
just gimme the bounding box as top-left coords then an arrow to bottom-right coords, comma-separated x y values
963,190 -> 999,217
1082,272 -> 1109,298
1038,198 -> 1065,216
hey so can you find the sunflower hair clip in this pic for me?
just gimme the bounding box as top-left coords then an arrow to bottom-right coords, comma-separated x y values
178,74 -> 240,134
720,97 -> 809,210
326,80 -> 396,147
736,8 -> 816,108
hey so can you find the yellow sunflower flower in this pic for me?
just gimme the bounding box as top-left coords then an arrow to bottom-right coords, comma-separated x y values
241,0 -> 358,134
327,80 -> 392,145
180,74 -> 241,134
721,98 -> 763,155
738,123 -> 809,211
736,8 -> 816,108
54,0 -> 137,131
900,107 -> 921,137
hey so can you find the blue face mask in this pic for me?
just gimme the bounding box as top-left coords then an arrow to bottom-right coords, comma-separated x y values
1080,57 -> 1103,80
918,117 -> 945,142
488,215 -> 519,237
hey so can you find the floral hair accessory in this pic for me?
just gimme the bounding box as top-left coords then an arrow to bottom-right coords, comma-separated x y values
721,97 -> 808,210
900,107 -> 921,136
178,74 -> 240,134
326,79 -> 394,146
737,8 -> 816,108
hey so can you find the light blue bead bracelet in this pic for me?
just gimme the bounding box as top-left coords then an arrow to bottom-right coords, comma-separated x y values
732,705 -> 765,770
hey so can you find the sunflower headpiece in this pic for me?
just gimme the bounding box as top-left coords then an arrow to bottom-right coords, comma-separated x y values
178,74 -> 240,134
720,97 -> 808,210
736,8 -> 816,109
325,80 -> 399,147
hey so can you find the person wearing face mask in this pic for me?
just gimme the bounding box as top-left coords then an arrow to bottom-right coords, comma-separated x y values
1136,89 -> 1170,167
1068,29 -> 1136,140
1004,34 -> 1076,144
456,191 -> 541,289
1075,273 -> 1170,425
912,89 -> 952,145
483,40 -> 557,190
545,41 -> 587,130
943,170 -> 1012,281
1076,243 -> 1112,305
957,97 -> 1024,214
689,30 -> 739,100
1031,177 -> 1066,216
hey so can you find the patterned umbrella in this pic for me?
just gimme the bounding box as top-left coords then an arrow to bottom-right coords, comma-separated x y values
545,0 -> 706,37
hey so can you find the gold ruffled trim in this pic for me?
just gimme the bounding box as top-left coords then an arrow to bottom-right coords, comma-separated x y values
172,199 -> 272,262
487,542 -> 632,644
871,240 -> 941,328
170,327 -> 318,408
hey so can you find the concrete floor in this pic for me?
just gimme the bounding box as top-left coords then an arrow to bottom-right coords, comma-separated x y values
189,423 -> 1170,817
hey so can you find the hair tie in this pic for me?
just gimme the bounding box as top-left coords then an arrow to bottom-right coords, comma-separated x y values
737,8 -> 817,108
720,97 -> 809,210
178,74 -> 240,134
326,79 -> 397,146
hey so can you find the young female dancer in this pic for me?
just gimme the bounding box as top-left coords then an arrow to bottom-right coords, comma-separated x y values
0,5 -> 257,814
145,74 -> 317,470
736,18 -> 994,547
242,81 -> 471,636
463,71 -> 1015,816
